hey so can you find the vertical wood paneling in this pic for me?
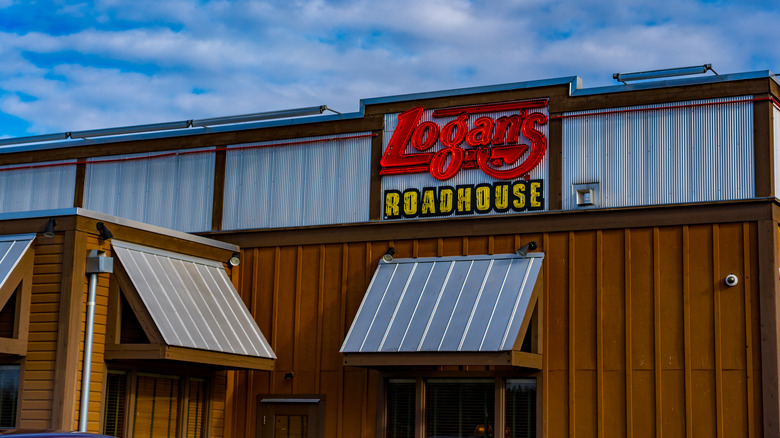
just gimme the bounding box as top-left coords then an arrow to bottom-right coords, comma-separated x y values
712,225 -> 724,438
568,232 -> 576,438
624,229 -> 633,438
683,226 -> 693,438
233,222 -> 762,438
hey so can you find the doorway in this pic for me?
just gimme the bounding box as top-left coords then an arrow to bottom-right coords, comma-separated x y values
257,398 -> 323,438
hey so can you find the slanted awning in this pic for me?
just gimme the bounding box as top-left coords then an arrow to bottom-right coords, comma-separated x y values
0,234 -> 34,356
341,252 -> 543,368
106,240 -> 276,370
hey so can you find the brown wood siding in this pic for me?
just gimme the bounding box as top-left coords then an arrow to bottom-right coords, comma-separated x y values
20,234 -> 65,428
227,222 -> 762,438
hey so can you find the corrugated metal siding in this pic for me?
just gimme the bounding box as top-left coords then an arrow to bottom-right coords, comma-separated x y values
382,105 -> 549,219
0,161 -> 76,213
222,134 -> 371,230
340,253 -> 543,353
0,234 -> 34,289
562,96 -> 754,209
84,149 -> 214,233
774,105 -> 780,198
111,240 -> 275,359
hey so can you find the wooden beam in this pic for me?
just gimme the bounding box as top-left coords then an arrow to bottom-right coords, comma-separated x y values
51,230 -> 87,430
104,344 -> 275,371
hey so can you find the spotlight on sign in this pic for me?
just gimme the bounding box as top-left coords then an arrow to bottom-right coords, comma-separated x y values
383,248 -> 396,262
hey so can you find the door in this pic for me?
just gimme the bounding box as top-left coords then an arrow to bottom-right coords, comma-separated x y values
258,400 -> 322,438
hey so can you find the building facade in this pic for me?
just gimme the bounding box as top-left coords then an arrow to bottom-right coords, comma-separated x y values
0,68 -> 777,437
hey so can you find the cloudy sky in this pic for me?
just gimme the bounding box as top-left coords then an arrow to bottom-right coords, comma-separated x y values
0,0 -> 777,139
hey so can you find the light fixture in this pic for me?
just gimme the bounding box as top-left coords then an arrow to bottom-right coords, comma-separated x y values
515,241 -> 538,257
96,222 -> 114,241
613,64 -> 717,84
229,252 -> 241,267
284,372 -> 295,381
382,248 -> 396,262
43,218 -> 57,237
191,106 -> 328,127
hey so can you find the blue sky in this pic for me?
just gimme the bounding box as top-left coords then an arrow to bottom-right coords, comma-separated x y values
0,0 -> 778,139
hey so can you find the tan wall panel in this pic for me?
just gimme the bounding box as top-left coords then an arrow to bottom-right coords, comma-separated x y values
546,232 -> 569,371
20,237 -> 65,427
230,221 -> 763,438
661,370 -> 686,438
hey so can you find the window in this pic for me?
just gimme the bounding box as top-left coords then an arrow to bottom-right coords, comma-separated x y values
0,365 -> 19,428
102,370 -> 208,438
385,378 -> 537,438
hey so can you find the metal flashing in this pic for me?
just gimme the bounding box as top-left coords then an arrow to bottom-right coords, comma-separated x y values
0,208 -> 238,252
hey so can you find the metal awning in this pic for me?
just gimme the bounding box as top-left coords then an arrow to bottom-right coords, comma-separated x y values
0,234 -> 35,356
341,252 -> 543,367
108,240 -> 276,370
0,234 -> 34,292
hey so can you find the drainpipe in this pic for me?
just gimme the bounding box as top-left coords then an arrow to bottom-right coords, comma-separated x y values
79,250 -> 113,432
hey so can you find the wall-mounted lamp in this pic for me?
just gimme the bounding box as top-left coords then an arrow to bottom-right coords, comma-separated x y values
284,372 -> 295,381
96,222 -> 114,241
43,218 -> 57,238
516,241 -> 538,257
383,248 -> 396,262
229,252 -> 240,267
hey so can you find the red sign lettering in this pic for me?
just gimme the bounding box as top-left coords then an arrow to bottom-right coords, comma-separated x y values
380,100 -> 549,181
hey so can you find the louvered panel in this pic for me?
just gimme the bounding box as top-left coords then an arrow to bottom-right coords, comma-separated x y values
222,134 -> 372,230
0,161 -> 76,213
563,96 -> 754,209
84,149 -> 214,232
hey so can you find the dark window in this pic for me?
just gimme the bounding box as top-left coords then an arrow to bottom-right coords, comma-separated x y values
0,365 -> 19,428
103,371 -> 127,437
102,370 -> 207,438
505,379 -> 536,438
385,378 -> 537,438
425,379 -> 494,438
386,379 -> 415,438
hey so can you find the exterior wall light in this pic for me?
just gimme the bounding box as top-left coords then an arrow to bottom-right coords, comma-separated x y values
383,248 -> 396,262
43,218 -> 57,237
96,222 -> 114,241
229,252 -> 241,267
516,241 -> 538,257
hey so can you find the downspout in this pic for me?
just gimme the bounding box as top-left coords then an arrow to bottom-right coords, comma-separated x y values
80,250 -> 113,432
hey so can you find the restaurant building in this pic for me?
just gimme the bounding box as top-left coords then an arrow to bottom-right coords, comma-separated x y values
0,65 -> 777,437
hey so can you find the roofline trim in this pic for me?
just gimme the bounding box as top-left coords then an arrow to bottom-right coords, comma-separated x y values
0,208 -> 238,252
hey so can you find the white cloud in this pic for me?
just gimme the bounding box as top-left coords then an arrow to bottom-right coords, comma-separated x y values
0,0 -> 778,137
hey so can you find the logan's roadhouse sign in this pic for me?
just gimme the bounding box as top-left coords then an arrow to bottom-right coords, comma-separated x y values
381,99 -> 549,220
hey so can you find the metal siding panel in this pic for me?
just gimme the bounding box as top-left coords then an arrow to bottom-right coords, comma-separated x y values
563,97 -> 754,210
459,258 -> 513,350
397,261 -> 454,351
379,262 -> 435,352
417,261 -> 470,352
223,134 -> 372,230
84,149 -> 214,232
438,260 -> 492,351
482,258 -> 535,351
361,263 -> 416,352
112,241 -> 275,359
0,161 -> 76,213
341,263 -> 396,353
